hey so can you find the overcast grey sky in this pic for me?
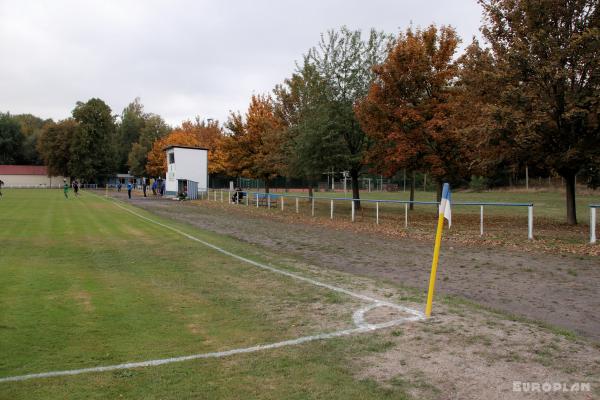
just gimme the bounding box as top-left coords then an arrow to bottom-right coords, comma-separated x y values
0,0 -> 484,126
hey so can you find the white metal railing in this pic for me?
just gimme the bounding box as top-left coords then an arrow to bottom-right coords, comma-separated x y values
203,189 -> 535,240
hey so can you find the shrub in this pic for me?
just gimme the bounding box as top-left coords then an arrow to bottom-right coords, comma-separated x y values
469,175 -> 489,191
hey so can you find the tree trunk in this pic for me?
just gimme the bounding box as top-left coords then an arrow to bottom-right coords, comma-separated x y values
564,172 -> 577,225
436,181 -> 443,203
409,170 -> 415,211
308,184 -> 313,200
350,169 -> 361,210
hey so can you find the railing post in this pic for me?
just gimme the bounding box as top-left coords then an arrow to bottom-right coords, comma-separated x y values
480,205 -> 484,236
404,203 -> 408,228
330,199 -> 334,219
214,190 -> 217,201
295,197 -> 299,213
376,202 -> 379,225
281,196 -> 284,211
591,207 -> 597,244
256,193 -> 259,208
312,197 -> 315,217
528,205 -> 533,240
220,190 -> 223,202
351,200 -> 355,222
268,195 -> 271,209
246,193 -> 249,206
228,191 -> 231,204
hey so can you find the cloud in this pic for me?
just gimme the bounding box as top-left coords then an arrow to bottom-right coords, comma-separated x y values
0,0 -> 483,126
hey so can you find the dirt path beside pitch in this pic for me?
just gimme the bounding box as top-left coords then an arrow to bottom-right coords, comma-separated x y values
110,192 -> 600,342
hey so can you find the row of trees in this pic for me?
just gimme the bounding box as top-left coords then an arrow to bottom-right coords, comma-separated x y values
202,0 -> 599,224
2,0 -> 597,225
2,98 -> 170,182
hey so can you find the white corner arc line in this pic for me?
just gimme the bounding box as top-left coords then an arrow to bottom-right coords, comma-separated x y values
0,193 -> 424,383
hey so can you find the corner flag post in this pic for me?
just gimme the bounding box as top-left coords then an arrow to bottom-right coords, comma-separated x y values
425,182 -> 451,317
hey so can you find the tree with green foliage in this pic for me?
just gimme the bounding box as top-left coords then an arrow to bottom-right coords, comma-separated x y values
273,60 -> 331,197
12,114 -> 50,165
127,114 -> 170,176
478,0 -> 600,224
69,98 -> 117,182
37,119 -> 78,177
304,26 -> 391,208
0,112 -> 24,164
117,98 -> 146,172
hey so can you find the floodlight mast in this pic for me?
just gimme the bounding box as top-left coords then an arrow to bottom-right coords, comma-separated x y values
342,171 -> 349,195
331,167 -> 335,191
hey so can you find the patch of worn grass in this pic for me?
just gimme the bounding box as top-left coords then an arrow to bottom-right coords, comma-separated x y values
0,334 -> 414,400
390,372 -> 441,399
441,294 -> 581,342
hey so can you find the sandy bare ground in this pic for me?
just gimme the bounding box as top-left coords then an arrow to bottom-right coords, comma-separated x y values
111,193 -> 600,343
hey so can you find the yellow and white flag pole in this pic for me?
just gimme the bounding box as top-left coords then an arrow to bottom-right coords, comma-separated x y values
425,182 -> 451,317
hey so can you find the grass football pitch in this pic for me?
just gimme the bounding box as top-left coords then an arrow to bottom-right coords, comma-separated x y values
0,189 -> 421,399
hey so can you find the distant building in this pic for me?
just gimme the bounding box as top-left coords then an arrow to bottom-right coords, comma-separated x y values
107,173 -> 139,188
0,165 -> 69,188
164,145 -> 208,198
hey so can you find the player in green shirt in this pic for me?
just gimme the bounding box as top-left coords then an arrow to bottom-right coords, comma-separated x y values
63,179 -> 69,199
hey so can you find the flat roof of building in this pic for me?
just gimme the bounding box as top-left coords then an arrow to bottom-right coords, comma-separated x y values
0,165 -> 49,175
163,145 -> 209,151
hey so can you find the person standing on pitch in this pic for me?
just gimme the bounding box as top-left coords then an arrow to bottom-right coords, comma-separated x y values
142,178 -> 147,197
127,180 -> 133,199
63,179 -> 69,199
72,180 -> 79,197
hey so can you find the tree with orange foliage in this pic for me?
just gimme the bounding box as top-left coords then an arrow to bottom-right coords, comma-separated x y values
222,95 -> 284,192
356,25 -> 470,201
146,129 -> 200,177
145,118 -> 226,178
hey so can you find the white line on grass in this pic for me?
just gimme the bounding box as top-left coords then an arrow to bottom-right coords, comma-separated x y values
0,193 -> 424,383
107,197 -> 421,315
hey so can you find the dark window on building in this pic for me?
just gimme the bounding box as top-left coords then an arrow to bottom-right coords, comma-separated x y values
169,152 -> 175,164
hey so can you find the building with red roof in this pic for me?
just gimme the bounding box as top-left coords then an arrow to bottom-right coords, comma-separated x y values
0,165 -> 69,188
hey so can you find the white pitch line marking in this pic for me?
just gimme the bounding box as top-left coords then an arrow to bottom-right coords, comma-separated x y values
106,197 -> 423,317
0,193 -> 424,383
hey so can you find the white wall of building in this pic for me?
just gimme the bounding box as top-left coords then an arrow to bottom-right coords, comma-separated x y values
0,174 -> 69,188
165,147 -> 208,195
